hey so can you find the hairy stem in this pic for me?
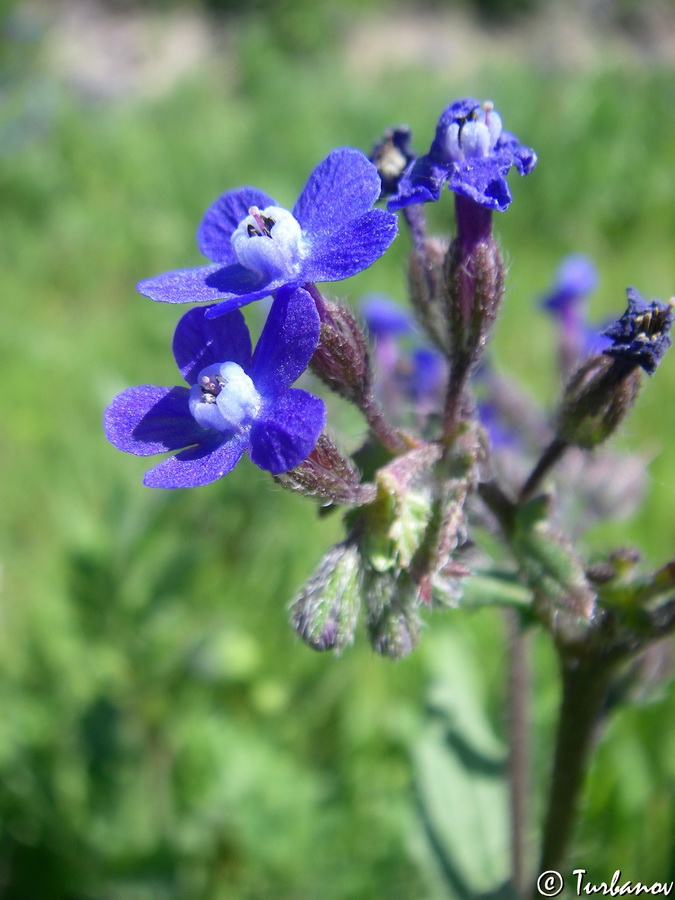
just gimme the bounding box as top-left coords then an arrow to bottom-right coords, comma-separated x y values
360,393 -> 409,454
538,651 -> 614,879
519,438 -> 568,503
506,612 -> 531,897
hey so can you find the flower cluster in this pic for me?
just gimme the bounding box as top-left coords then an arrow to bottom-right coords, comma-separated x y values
106,96 -> 673,664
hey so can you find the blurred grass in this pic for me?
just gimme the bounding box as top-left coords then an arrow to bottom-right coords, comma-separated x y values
1,9 -> 675,898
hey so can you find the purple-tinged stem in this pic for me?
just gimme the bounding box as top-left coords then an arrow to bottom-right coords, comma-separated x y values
506,611 -> 531,898
537,652 -> 614,881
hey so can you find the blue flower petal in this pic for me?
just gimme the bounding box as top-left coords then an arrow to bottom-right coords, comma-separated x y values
197,187 -> 277,263
249,389 -> 326,474
138,262 -> 270,305
303,209 -> 398,283
248,286 -> 320,397
104,385 -> 207,455
143,432 -> 248,488
447,156 -> 513,211
387,156 -> 447,210
361,295 -> 412,337
172,305 -> 252,385
293,147 -> 382,234
202,286 -> 282,319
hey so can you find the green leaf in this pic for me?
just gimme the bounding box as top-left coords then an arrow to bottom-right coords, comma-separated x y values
461,572 -> 532,610
411,634 -> 515,899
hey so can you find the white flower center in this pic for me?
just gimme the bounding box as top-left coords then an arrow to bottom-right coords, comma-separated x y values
189,362 -> 261,434
444,102 -> 502,162
231,205 -> 308,280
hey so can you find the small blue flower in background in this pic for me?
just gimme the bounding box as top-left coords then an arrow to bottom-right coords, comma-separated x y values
104,285 -> 326,487
541,254 -> 599,316
602,287 -> 674,375
138,148 -> 398,319
540,254 -> 610,370
361,296 -> 446,425
388,98 -> 537,213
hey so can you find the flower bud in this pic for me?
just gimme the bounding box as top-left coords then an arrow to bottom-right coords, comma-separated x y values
408,237 -> 452,355
363,569 -> 421,660
273,433 -> 376,507
556,354 -> 642,449
310,300 -> 374,406
290,542 -> 362,652
444,234 -> 505,365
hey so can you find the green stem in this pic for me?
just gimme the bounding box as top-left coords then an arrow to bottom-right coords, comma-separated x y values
506,612 -> 531,897
538,651 -> 614,877
519,438 -> 568,503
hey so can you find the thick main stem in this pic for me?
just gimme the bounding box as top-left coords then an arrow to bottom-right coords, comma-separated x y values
506,612 -> 531,898
538,652 -> 614,878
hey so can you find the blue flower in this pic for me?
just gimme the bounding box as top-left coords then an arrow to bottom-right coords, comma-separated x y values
602,287 -> 674,375
541,254 -> 599,315
360,296 -> 447,425
137,148 -> 398,319
104,286 -> 326,487
388,98 -> 537,213
540,254 -> 611,368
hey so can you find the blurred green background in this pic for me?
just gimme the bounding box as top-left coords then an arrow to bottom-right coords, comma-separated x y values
2,0 -> 675,896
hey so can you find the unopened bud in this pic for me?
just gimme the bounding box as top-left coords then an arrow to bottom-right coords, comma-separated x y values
445,235 -> 505,364
290,542 -> 362,652
556,354 -> 642,449
310,300 -> 374,405
364,570 -> 421,660
273,432 -> 376,507
408,237 -> 451,354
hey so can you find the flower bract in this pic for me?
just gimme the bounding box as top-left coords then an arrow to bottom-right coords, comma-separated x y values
388,98 -> 537,212
137,148 -> 398,318
104,285 -> 326,487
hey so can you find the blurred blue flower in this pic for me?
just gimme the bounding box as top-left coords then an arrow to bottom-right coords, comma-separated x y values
360,294 -> 412,338
361,296 -> 446,424
540,254 -> 611,369
105,286 -> 326,487
138,148 -> 398,318
388,98 -> 537,213
602,287 -> 673,375
541,254 -> 599,315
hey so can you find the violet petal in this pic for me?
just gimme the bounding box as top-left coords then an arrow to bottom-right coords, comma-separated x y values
303,209 -> 398,283
248,286 -> 320,396
104,385 -> 206,455
143,432 -> 248,488
293,147 -> 382,234
249,389 -> 326,474
197,187 -> 277,263
173,305 -> 252,385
